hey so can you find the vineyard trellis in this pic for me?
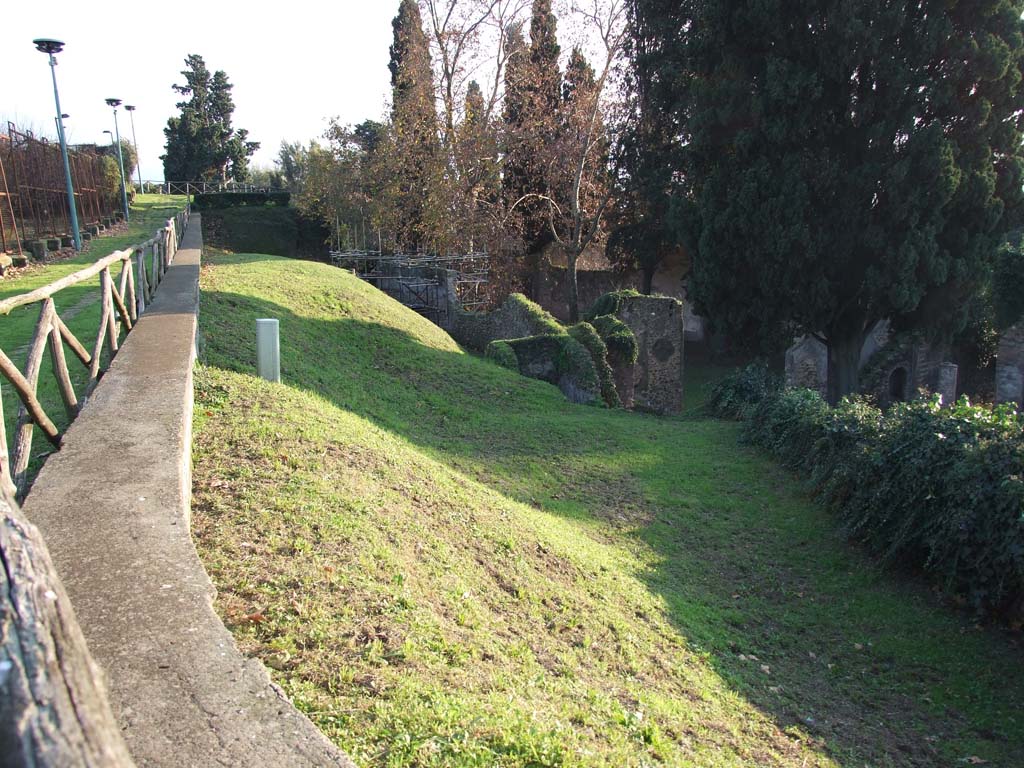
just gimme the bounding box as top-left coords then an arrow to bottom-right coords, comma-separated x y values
0,123 -> 121,254
0,207 -> 189,499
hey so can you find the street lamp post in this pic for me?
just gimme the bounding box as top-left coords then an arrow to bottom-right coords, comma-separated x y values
124,105 -> 143,194
33,39 -> 81,251
105,98 -> 130,222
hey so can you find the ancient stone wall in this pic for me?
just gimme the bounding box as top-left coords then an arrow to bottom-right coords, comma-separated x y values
613,296 -> 685,414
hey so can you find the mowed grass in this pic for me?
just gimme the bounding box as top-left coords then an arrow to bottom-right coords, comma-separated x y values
1,194 -> 187,485
193,248 -> 1024,767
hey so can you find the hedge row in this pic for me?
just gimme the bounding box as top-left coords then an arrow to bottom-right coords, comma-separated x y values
711,365 -> 1024,618
191,191 -> 291,211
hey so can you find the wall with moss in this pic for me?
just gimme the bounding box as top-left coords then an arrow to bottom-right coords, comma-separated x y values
451,293 -> 564,352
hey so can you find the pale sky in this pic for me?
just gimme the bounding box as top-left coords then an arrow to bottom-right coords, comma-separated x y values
5,2 -> 401,181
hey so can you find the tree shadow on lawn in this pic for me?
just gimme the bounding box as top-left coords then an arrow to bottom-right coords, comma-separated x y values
200,288 -> 1024,767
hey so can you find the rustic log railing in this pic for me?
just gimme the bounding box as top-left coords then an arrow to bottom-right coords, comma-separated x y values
0,207 -> 189,499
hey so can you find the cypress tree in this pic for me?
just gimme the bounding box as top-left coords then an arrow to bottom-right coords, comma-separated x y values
161,54 -> 258,183
503,2 -> 564,256
639,0 -> 1024,402
388,0 -> 440,251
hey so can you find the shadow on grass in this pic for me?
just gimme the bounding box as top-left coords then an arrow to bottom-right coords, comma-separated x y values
199,285 -> 1024,767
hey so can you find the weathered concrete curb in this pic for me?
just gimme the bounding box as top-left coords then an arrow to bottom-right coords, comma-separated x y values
24,215 -> 355,768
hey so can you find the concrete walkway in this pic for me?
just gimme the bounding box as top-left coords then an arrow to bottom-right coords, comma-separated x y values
24,215 -> 354,768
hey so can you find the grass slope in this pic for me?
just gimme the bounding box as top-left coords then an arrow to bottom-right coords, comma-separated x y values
194,249 -> 1024,767
1,194 -> 187,483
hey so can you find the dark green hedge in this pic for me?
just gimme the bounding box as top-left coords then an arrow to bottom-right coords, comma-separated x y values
569,322 -> 619,407
711,365 -> 1024,618
192,191 -> 291,211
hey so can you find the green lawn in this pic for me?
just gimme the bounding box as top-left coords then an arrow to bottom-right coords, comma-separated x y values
193,248 -> 1024,767
1,194 -> 187,486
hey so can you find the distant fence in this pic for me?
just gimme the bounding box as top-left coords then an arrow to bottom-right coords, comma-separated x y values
0,207 -> 189,498
0,123 -> 121,256
148,180 -> 280,196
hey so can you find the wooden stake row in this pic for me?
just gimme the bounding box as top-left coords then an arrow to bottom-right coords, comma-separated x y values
0,207 -> 190,499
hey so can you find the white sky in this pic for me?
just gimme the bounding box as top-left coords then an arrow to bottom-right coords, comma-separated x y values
5,2 -> 400,181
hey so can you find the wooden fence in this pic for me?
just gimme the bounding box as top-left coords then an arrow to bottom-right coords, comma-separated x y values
0,207 -> 190,498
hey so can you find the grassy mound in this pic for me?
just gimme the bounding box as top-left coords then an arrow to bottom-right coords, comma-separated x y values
194,249 -> 1024,767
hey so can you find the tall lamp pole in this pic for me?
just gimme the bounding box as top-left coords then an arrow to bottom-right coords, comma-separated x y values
33,39 -> 81,251
124,105 -> 143,194
105,98 -> 130,222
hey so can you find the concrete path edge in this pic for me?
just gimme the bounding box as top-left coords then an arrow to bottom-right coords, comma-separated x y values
24,214 -> 355,768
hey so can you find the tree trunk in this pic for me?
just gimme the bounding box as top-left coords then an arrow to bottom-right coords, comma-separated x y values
642,267 -> 654,295
826,331 -> 865,406
566,248 -> 581,323
0,485 -> 135,768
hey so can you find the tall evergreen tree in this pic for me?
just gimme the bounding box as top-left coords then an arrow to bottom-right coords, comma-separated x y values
612,0 -> 687,294
388,0 -> 440,251
528,0 -> 562,123
161,54 -> 258,182
503,2 -> 563,255
638,0 -> 1024,402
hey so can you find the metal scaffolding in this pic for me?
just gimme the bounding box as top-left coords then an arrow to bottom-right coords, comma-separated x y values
330,250 -> 491,324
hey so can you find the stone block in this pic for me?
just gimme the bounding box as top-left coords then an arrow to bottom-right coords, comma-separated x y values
88,225 -> 100,236
936,363 -> 958,406
614,295 -> 685,414
28,240 -> 48,260
12,255 -> 29,268
785,336 -> 828,397
82,231 -> 93,242
46,238 -> 60,251
0,253 -> 13,273
996,323 -> 1024,406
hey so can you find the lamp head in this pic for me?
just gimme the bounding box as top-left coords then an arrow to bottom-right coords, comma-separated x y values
105,98 -> 122,108
124,105 -> 136,112
33,38 -> 65,55
61,113 -> 69,119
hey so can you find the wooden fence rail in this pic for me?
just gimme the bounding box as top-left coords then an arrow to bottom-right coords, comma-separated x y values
0,207 -> 189,499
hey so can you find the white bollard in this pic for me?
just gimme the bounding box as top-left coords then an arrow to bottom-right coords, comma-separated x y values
256,318 -> 281,383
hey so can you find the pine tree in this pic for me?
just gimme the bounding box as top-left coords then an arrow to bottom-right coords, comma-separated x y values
161,54 -> 258,182
388,0 -> 440,251
639,0 -> 1024,402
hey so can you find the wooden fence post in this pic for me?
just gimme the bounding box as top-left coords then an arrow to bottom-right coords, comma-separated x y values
0,484 -> 137,767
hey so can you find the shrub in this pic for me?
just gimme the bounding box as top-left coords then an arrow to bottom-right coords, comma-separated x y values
727,375 -> 1024,618
568,323 -> 620,407
485,340 -> 519,371
708,362 -> 781,420
192,191 -> 291,211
